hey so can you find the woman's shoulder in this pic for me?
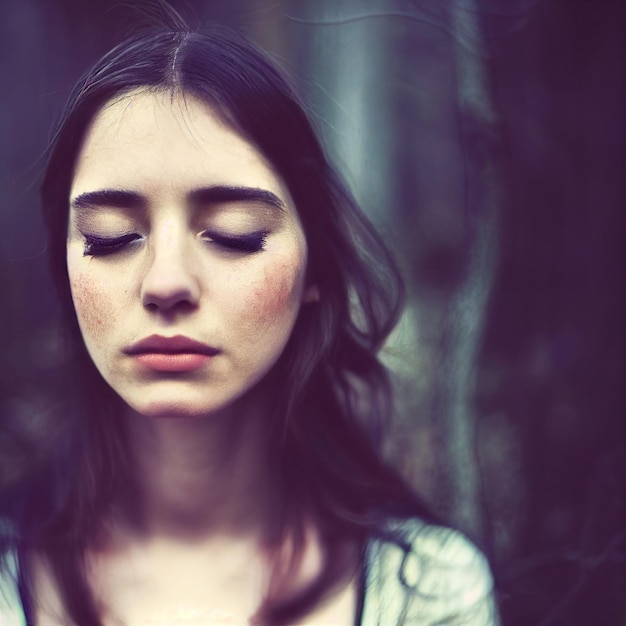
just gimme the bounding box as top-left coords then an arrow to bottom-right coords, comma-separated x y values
361,517 -> 499,625
0,551 -> 24,626
0,520 -> 25,626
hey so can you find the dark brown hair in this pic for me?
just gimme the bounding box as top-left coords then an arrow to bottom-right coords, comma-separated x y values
3,16 -> 435,626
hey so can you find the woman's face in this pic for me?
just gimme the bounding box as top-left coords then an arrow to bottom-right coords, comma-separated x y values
66,89 -> 316,418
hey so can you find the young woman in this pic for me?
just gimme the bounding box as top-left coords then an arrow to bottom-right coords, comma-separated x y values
0,17 -> 498,626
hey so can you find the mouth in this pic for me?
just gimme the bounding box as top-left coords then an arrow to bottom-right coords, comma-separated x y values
125,334 -> 219,356
124,335 -> 220,372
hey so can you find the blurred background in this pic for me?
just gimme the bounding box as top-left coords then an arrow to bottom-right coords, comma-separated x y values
0,0 -> 624,623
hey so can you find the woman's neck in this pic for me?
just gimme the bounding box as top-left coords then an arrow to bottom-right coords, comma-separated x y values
117,389 -> 282,544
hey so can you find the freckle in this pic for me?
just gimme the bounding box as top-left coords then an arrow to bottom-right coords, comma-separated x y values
69,272 -> 116,341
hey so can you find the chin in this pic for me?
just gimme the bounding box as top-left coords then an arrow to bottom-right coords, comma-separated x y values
127,400 -> 223,419
113,377 -> 269,421
121,386 -> 250,420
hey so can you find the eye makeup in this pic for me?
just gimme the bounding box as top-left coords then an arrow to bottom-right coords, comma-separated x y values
83,233 -> 141,257
71,205 -> 139,239
70,186 -> 278,257
80,230 -> 269,257
201,229 -> 269,254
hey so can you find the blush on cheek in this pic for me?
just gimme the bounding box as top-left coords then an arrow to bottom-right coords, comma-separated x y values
238,261 -> 304,330
69,272 -> 117,340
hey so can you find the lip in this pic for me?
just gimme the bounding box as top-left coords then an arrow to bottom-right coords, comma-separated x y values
124,335 -> 219,373
124,334 -> 219,356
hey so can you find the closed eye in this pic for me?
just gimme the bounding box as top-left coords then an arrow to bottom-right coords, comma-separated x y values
201,230 -> 268,254
82,233 -> 141,257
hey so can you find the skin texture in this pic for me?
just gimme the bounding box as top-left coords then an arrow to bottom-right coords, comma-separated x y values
67,89 -> 317,420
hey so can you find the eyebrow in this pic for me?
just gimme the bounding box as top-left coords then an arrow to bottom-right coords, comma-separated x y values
70,186 -> 286,212
71,189 -> 146,211
189,186 -> 286,212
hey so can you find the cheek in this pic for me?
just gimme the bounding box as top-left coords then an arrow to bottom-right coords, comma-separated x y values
68,271 -> 118,342
259,263 -> 301,317
236,258 -> 305,331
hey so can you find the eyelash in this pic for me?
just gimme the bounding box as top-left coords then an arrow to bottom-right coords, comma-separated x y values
81,230 -> 269,257
201,230 -> 268,254
83,233 -> 140,257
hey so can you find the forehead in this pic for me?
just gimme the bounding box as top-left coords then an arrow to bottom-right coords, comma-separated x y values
71,88 -> 292,206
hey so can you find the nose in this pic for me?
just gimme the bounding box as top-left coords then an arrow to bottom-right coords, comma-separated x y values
141,228 -> 201,314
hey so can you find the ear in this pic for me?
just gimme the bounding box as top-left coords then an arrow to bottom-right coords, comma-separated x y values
302,284 -> 320,304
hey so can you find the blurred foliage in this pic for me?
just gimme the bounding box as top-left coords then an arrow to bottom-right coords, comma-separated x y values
1,0 -> 624,624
